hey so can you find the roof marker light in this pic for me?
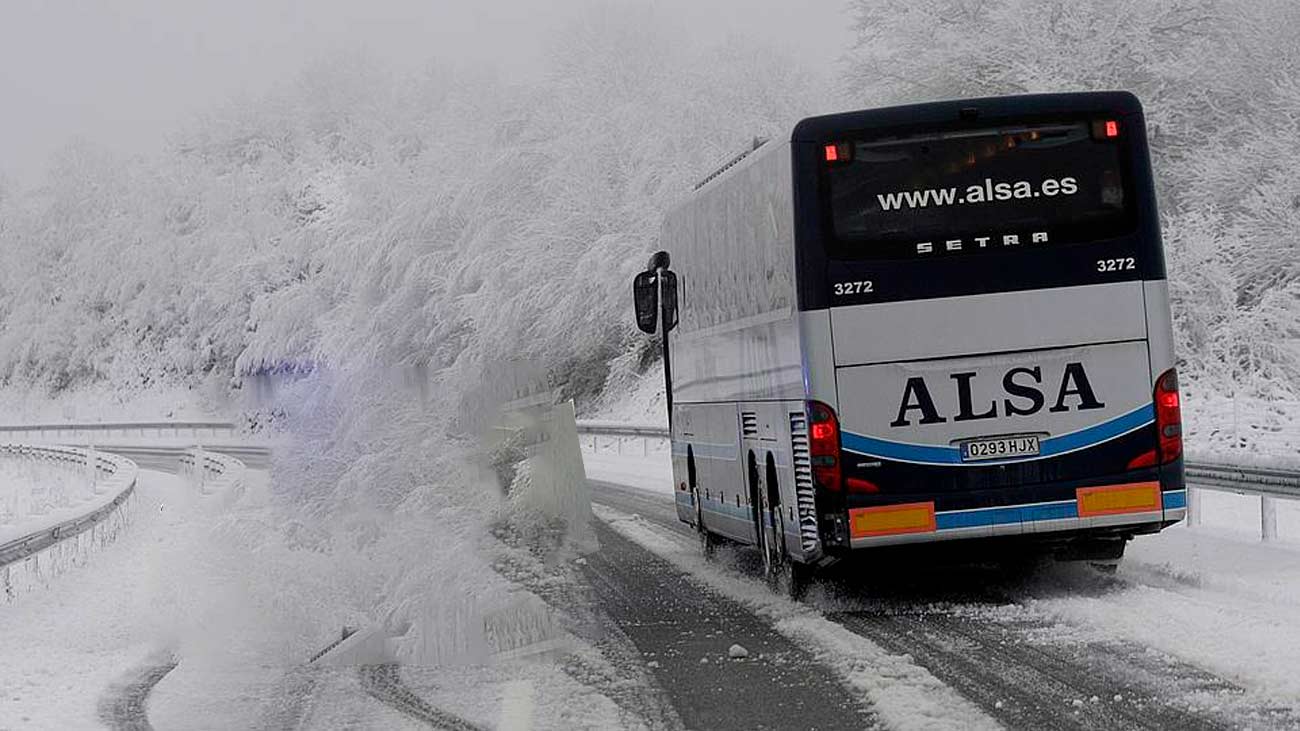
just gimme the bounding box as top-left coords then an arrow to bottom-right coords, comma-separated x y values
1105,120 -> 1120,138
824,144 -> 839,162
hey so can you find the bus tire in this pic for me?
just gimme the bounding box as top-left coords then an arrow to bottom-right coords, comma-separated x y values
766,521 -> 811,599
766,509 -> 810,600
761,461 -> 808,599
694,488 -> 717,559
771,558 -> 812,601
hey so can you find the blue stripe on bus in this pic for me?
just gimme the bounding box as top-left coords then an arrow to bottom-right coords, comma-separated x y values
1039,405 -> 1155,457
679,490 -> 1176,537
671,441 -> 738,461
841,404 -> 1155,466
935,500 -> 1079,530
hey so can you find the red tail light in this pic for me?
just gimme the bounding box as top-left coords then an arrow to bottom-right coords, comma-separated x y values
807,400 -> 841,492
1155,368 -> 1182,464
845,477 -> 879,494
1127,450 -> 1157,469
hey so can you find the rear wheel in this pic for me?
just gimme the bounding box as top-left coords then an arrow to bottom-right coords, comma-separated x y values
763,504 -> 811,600
694,487 -> 716,559
759,459 -> 810,600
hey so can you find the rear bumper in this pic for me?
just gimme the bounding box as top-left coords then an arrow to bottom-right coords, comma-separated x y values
837,462 -> 1185,550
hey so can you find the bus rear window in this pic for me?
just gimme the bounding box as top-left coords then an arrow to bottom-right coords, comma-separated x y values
824,122 -> 1133,259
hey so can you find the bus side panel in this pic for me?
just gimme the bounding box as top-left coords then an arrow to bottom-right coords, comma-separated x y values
668,141 -> 800,406
664,140 -> 805,544
1143,279 -> 1176,384
672,402 -> 752,540
798,309 -> 837,408
1143,278 -> 1186,522
737,400 -> 812,556
671,406 -> 695,526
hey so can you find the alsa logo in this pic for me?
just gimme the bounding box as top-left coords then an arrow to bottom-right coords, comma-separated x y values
917,231 -> 1049,254
890,362 -> 1105,427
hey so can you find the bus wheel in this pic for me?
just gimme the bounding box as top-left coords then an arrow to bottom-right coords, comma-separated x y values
772,559 -> 811,601
761,490 -> 808,599
694,488 -> 716,559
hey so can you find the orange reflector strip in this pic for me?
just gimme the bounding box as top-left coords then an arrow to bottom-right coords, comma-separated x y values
1076,482 -> 1161,517
849,502 -> 936,538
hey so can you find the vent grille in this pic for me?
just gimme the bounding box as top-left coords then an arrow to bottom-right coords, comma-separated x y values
789,412 -> 821,555
741,412 -> 759,437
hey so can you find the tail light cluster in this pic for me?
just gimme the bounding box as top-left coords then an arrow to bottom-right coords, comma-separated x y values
807,401 -> 880,495
1155,367 -> 1183,464
808,401 -> 841,492
1128,367 -> 1183,470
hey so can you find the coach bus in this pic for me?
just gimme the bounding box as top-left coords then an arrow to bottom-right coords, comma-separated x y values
632,92 -> 1185,593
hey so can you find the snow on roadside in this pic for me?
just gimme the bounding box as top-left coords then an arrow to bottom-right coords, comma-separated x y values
582,451 -> 673,495
1188,488 -> 1300,544
1026,525 -> 1300,708
0,383 -> 224,426
0,470 -> 186,728
593,503 -> 1000,731
0,455 -> 120,544
1183,392 -> 1300,469
581,366 -> 667,427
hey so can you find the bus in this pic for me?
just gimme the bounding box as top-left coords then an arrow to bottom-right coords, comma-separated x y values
632,91 -> 1185,594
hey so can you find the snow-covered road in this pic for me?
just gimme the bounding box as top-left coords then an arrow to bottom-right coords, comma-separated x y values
585,454 -> 1300,730
0,469 -> 189,728
0,464 -> 414,730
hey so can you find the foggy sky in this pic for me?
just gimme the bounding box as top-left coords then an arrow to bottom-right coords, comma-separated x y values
0,0 -> 851,188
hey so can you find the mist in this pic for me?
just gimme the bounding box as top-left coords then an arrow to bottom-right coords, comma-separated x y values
0,0 -> 851,187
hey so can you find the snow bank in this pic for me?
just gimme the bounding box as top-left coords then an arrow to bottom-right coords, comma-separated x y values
581,451 -> 673,495
1035,524 -> 1300,707
502,401 -> 593,550
0,454 -> 102,542
1183,393 -> 1300,469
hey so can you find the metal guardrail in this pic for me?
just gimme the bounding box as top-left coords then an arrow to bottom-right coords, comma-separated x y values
0,420 -> 272,469
575,420 -> 669,439
0,420 -> 240,438
89,443 -> 272,471
177,447 -> 249,493
0,445 -> 139,569
1,440 -> 251,596
1184,461 -> 1300,500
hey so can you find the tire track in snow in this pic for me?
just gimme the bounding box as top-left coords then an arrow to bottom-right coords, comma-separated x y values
830,609 -> 1238,730
97,655 -> 178,731
583,519 -> 878,730
589,478 -> 1297,729
491,520 -> 686,730
359,664 -> 489,731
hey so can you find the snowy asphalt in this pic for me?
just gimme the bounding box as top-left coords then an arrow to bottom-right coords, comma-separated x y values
589,478 -> 1300,730
583,519 -> 877,730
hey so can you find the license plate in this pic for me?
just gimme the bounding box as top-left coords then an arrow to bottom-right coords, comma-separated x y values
959,434 -> 1040,462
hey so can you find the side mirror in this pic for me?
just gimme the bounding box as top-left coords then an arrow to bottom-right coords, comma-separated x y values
633,270 -> 659,334
660,270 -> 678,332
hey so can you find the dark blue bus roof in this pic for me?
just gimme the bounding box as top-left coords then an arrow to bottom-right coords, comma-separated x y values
792,91 -> 1143,142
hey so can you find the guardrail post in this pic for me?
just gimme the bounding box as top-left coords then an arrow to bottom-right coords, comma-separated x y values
1186,487 -> 1201,526
1261,496 -> 1278,542
86,443 -> 99,494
